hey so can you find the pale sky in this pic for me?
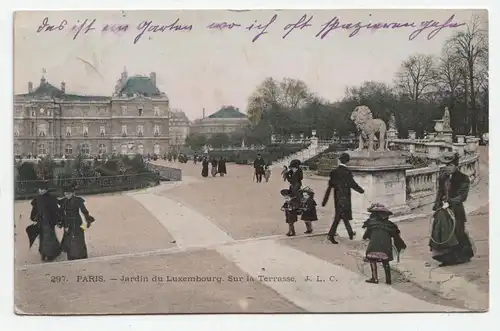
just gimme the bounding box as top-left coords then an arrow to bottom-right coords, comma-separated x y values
14,9 -> 487,120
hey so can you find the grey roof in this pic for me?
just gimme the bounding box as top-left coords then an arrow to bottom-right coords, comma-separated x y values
119,76 -> 162,97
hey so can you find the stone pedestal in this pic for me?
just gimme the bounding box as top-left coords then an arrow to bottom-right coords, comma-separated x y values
452,143 -> 466,157
442,131 -> 453,144
310,136 -> 318,148
456,135 -> 465,144
346,151 -> 412,225
426,142 -> 442,163
387,128 -> 398,140
466,137 -> 480,154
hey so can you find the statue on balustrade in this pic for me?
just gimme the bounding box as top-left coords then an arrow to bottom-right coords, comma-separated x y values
350,105 -> 388,151
443,107 -> 452,131
388,113 -> 397,131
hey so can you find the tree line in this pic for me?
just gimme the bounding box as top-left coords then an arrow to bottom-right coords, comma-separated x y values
185,15 -> 488,150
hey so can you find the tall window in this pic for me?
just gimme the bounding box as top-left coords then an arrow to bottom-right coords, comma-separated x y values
154,107 -> 160,116
38,123 -> 47,137
100,126 -> 106,136
121,144 -> 128,155
83,125 -> 89,137
137,125 -> 144,136
14,125 -> 19,137
31,110 -> 36,117
121,105 -> 127,114
154,125 -> 160,136
138,144 -> 144,155
65,144 -> 73,155
138,105 -> 143,116
98,144 -> 106,154
38,143 -> 47,155
153,144 -> 160,155
80,143 -> 90,155
66,126 -> 71,136
14,143 -> 20,155
121,125 -> 128,136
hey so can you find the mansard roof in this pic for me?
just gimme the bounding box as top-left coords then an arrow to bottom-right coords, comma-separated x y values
119,75 -> 162,97
16,77 -> 110,101
208,106 -> 247,119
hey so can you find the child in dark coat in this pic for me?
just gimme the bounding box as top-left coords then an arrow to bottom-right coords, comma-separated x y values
300,188 -> 318,234
362,203 -> 407,285
281,189 -> 300,236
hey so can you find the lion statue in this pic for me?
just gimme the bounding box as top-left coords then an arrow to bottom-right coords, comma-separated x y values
350,105 -> 388,151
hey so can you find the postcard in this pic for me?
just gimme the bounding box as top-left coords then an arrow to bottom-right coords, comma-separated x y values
13,9 -> 488,314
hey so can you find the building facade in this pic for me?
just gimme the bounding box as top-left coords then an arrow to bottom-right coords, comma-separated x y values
168,108 -> 191,150
14,69 -> 170,157
191,106 -> 249,138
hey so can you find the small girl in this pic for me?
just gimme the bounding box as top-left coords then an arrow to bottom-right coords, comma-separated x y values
362,203 -> 407,285
280,189 -> 300,237
264,165 -> 271,182
300,188 -> 318,234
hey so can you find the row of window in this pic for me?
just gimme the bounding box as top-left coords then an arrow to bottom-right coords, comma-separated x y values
14,124 -> 162,137
17,143 -> 162,156
23,106 -> 165,117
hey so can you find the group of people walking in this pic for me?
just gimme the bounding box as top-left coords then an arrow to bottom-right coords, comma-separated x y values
278,150 -> 474,285
201,156 -> 227,178
26,181 -> 95,262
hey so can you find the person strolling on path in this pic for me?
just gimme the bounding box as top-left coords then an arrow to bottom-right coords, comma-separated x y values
264,165 -> 271,182
362,203 -> 407,285
210,156 -> 218,177
58,183 -> 96,261
300,188 -> 318,234
285,159 -> 303,198
253,154 -> 266,183
280,189 -> 301,236
217,157 -> 227,177
429,152 -> 474,267
201,156 -> 209,178
322,152 -> 364,244
281,165 -> 288,181
28,181 -> 63,262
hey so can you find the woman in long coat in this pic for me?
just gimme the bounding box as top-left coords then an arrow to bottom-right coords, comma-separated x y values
58,184 -> 95,260
429,152 -> 474,266
362,203 -> 406,284
217,157 -> 227,176
201,156 -> 209,178
29,181 -> 63,262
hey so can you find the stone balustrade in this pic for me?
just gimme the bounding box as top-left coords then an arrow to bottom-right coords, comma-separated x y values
405,153 -> 480,210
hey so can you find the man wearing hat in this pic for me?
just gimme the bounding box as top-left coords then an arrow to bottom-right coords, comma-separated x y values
429,152 -> 474,266
28,180 -> 62,262
253,154 -> 266,183
322,152 -> 364,244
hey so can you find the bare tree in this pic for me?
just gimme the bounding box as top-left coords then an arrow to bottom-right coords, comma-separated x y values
395,54 -> 438,105
279,78 -> 312,109
446,14 -> 488,135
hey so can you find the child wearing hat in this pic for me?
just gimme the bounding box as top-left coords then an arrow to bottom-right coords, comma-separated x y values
362,203 -> 407,285
300,187 -> 318,234
280,189 -> 300,236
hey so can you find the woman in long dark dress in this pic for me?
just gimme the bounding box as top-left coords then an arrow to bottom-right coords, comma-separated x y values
29,181 -> 63,262
286,159 -> 303,197
201,156 -> 209,178
429,152 -> 474,266
210,157 -> 218,177
362,203 -> 406,285
218,157 -> 227,177
58,184 -> 95,260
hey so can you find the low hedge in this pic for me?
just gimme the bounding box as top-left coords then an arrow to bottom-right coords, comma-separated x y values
15,172 -> 160,200
207,145 -> 308,165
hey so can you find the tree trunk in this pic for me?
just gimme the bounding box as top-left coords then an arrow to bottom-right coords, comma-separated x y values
468,59 -> 478,136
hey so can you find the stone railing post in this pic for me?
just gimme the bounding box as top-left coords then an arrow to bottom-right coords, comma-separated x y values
456,135 -> 465,144
452,143 -> 466,157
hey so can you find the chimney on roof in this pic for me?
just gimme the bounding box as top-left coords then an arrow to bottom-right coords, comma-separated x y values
28,82 -> 33,93
149,72 -> 156,87
202,108 -> 205,119
61,82 -> 66,93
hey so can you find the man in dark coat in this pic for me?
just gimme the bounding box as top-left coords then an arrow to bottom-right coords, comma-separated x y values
218,157 -> 227,176
253,154 -> 266,183
322,152 -> 365,244
29,181 -> 63,261
429,152 -> 474,266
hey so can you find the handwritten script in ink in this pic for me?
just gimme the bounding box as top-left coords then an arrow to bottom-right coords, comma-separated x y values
35,13 -> 465,44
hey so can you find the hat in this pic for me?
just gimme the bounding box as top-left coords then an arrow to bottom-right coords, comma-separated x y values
289,159 -> 301,168
63,182 -> 76,192
339,152 -> 350,164
367,203 -> 393,215
37,180 -> 49,190
280,189 -> 292,197
438,151 -> 460,165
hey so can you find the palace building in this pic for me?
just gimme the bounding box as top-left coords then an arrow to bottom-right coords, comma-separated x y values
191,106 -> 249,138
14,68 -> 172,157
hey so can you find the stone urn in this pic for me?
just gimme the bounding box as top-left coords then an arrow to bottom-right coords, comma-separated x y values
456,135 -> 465,144
408,130 -> 416,140
434,119 -> 444,133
